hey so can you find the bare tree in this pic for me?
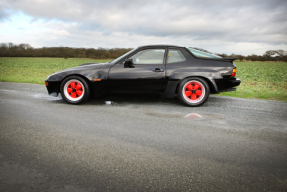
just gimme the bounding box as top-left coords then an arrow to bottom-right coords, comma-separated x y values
264,50 -> 276,58
274,49 -> 286,57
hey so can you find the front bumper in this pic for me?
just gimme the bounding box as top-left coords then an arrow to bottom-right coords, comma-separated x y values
45,81 -> 61,97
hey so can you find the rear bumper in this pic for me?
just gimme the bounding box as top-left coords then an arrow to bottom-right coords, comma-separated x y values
214,78 -> 241,92
228,78 -> 241,87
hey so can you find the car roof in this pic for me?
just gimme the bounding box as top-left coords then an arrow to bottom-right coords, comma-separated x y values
137,44 -> 183,48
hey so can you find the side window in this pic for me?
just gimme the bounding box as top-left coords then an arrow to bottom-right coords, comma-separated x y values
167,49 -> 186,63
129,49 -> 165,64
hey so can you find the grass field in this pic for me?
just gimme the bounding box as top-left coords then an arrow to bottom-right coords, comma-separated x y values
0,57 -> 286,101
0,57 -> 110,84
219,61 -> 287,101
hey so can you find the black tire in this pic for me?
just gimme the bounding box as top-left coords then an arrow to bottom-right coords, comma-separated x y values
177,77 -> 210,107
60,75 -> 90,104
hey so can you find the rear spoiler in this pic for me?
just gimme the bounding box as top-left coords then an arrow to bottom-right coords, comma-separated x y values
218,57 -> 238,62
197,57 -> 238,62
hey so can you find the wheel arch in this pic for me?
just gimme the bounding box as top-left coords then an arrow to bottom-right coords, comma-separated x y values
60,74 -> 92,95
176,76 -> 211,107
175,76 -> 218,94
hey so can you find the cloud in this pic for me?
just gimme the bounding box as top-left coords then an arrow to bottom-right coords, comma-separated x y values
0,0 -> 286,55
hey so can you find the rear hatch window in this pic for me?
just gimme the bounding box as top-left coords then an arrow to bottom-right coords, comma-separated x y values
186,47 -> 222,58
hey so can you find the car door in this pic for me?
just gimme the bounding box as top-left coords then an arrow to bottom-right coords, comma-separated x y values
108,48 -> 166,92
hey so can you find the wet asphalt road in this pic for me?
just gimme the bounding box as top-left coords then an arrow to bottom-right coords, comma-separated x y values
0,82 -> 287,192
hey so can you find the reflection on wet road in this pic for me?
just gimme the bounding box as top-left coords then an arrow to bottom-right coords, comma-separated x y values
185,113 -> 202,119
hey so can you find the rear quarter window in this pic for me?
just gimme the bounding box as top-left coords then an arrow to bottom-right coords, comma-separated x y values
167,49 -> 186,63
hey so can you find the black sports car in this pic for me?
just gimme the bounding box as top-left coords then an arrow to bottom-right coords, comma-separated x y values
45,45 -> 241,106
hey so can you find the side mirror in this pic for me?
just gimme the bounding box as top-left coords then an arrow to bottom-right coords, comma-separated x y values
124,59 -> 135,68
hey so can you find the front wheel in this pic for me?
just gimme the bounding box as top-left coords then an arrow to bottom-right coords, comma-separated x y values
60,76 -> 90,104
177,77 -> 210,107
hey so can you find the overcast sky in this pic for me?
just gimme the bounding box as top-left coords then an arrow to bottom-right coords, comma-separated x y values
0,0 -> 286,55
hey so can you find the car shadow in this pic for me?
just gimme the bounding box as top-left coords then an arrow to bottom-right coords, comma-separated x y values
85,93 -> 181,106
49,93 -> 226,107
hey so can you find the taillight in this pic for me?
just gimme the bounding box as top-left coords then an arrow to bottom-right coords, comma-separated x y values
231,68 -> 236,77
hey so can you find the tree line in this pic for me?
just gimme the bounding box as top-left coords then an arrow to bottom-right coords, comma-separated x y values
0,42 -> 286,61
222,49 -> 287,62
0,43 -> 133,59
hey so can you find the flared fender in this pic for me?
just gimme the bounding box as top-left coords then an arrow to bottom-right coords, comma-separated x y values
163,69 -> 221,98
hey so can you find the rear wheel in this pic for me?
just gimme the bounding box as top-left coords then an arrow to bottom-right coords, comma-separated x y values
178,77 -> 209,107
60,76 -> 90,104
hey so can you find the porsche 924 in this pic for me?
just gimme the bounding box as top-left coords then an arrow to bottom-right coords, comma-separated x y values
45,45 -> 241,106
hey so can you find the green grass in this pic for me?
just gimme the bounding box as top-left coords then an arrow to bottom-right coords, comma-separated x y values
219,61 -> 287,101
0,57 -> 110,84
0,58 -> 286,101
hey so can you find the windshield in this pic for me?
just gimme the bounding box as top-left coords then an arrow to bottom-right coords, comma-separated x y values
186,47 -> 222,58
111,48 -> 137,63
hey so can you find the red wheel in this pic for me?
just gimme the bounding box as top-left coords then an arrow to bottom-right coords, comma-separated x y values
178,77 -> 209,107
182,80 -> 205,103
60,76 -> 90,104
64,80 -> 85,101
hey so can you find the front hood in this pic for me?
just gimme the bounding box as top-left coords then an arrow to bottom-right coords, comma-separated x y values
79,62 -> 100,66
46,63 -> 108,81
55,63 -> 106,74
72,62 -> 106,70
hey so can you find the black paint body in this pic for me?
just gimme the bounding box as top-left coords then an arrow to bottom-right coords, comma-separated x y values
45,45 -> 241,98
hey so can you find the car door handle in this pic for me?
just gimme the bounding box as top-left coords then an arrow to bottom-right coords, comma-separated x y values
153,68 -> 164,72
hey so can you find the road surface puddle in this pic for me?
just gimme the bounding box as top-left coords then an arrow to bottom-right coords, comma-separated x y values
33,94 -> 62,101
145,112 -> 223,120
145,112 -> 182,118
